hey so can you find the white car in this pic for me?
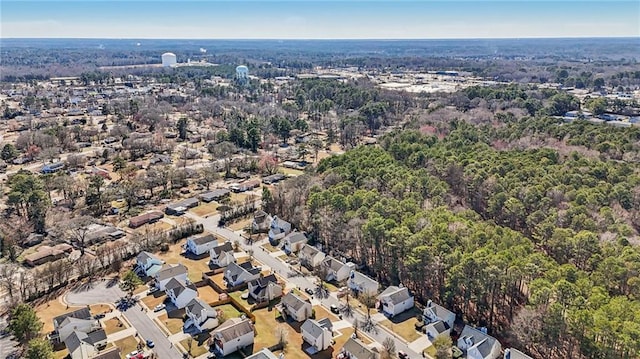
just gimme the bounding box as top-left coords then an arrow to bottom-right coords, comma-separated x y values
154,304 -> 166,312
125,351 -> 139,359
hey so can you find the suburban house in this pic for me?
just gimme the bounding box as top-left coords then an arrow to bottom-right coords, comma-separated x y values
246,348 -> 279,359
299,244 -> 326,269
135,251 -> 164,277
224,261 -> 261,288
339,337 -> 379,359
377,286 -> 414,318
322,256 -> 355,283
128,211 -> 164,228
198,188 -> 230,203
165,197 -> 200,215
504,349 -> 533,359
262,173 -> 285,184
51,308 -> 107,359
24,244 -> 72,267
423,300 -> 456,340
268,216 -> 292,244
154,264 -> 188,290
282,232 -> 308,253
184,234 -> 218,256
165,278 -> 198,309
347,271 -> 380,296
210,241 -> 236,268
278,292 -> 313,322
457,326 -> 502,359
211,318 -> 255,357
184,298 -> 219,333
91,347 -> 121,359
252,210 -> 272,233
247,274 -> 283,303
301,318 -> 333,352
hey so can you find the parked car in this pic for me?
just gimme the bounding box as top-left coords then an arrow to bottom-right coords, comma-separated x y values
330,304 -> 339,314
154,304 -> 166,312
93,313 -> 105,319
125,351 -> 139,359
398,351 -> 408,359
305,287 -> 314,295
146,339 -> 155,348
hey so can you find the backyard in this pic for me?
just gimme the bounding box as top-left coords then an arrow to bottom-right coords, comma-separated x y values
155,241 -> 212,283
214,304 -> 243,321
197,285 -> 222,304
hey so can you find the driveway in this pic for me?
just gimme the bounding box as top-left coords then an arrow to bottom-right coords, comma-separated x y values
65,281 -> 182,359
190,212 -> 422,358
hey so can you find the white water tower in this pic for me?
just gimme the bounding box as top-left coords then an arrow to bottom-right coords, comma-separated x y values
236,65 -> 249,83
161,52 -> 177,67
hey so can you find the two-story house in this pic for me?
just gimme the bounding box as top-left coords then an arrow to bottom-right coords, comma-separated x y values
322,256 -> 355,283
301,318 -> 333,352
184,298 -> 219,333
247,274 -> 282,303
224,261 -> 261,288
282,232 -> 308,254
268,216 -> 292,244
299,244 -> 326,269
252,210 -> 272,233
154,264 -> 188,290
52,309 -> 107,359
377,286 -> 414,318
165,278 -> 198,309
209,241 -> 236,268
246,348 -> 279,359
347,271 -> 379,296
184,234 -> 218,256
211,318 -> 255,357
339,337 -> 379,359
135,251 -> 164,277
278,292 -> 312,322
457,326 -> 502,359
423,299 -> 456,340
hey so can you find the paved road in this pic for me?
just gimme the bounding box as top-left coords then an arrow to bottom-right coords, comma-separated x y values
65,281 -> 182,359
191,212 -> 422,358
0,316 -> 19,359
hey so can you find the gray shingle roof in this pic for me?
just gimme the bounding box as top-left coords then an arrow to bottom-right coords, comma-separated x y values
281,292 -> 310,311
213,318 -> 254,343
342,337 -> 377,359
192,234 -> 216,246
155,264 -> 188,281
53,308 -> 91,328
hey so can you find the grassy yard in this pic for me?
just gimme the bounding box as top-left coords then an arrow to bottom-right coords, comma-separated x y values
198,285 -> 221,304
103,317 -> 127,335
313,305 -> 339,322
261,242 -> 280,253
180,336 -> 210,357
215,304 -> 243,320
135,220 -> 172,234
90,304 -> 112,315
279,166 -> 304,176
190,202 -> 218,217
209,273 -> 227,290
35,299 -> 81,333
113,336 -> 139,357
155,241 -> 212,283
424,345 -> 437,358
141,293 -> 166,310
157,309 -> 186,335
228,218 -> 252,231
377,308 -> 422,343
53,348 -> 69,359
228,291 -> 252,312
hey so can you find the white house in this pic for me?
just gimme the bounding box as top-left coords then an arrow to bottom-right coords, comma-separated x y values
322,256 -> 355,283
268,216 -> 292,243
377,286 -> 414,317
53,309 -> 107,359
165,278 -> 198,309
154,264 -> 188,290
184,298 -> 219,333
347,271 -> 379,296
423,299 -> 456,340
282,232 -> 308,253
252,210 -> 272,233
135,251 -> 164,277
278,292 -> 312,322
184,234 -> 218,256
211,318 -> 255,357
340,337 -> 379,359
210,242 -> 236,268
246,348 -> 279,359
224,261 -> 261,288
301,318 -> 333,352
457,326 -> 502,359
299,244 -> 326,269
247,274 -> 282,303
504,348 -> 533,359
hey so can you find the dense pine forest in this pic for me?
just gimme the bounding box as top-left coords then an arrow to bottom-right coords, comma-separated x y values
267,119 -> 640,359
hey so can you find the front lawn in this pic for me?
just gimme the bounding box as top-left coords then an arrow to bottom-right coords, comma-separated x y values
141,293 -> 166,310
157,309 -> 186,335
377,308 -> 422,343
180,335 -> 210,357
113,336 -> 140,356
103,317 -> 127,335
35,299 -> 81,333
190,202 -> 218,217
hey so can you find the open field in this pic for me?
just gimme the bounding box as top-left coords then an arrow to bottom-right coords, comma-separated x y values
190,202 -> 218,217
103,317 -> 127,335
157,309 -> 185,335
113,336 -> 139,357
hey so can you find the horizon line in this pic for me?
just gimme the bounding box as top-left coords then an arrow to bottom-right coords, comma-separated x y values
2,36 -> 639,40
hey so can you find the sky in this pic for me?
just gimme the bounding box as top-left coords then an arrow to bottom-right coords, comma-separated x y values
1,0 -> 639,39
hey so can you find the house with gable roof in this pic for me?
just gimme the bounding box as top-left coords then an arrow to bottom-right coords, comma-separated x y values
209,241 -> 236,268
347,270 -> 379,296
457,325 -> 502,359
422,299 -> 456,340
211,318 -> 255,357
299,244 -> 326,269
184,234 -> 218,256
165,278 -> 198,309
154,263 -> 188,290
247,274 -> 282,303
184,298 -> 219,333
135,251 -> 164,277
301,318 -> 333,352
277,291 -> 312,322
377,286 -> 414,317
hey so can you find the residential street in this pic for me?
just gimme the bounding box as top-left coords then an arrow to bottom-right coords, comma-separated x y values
189,211 -> 423,358
65,281 -> 182,359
